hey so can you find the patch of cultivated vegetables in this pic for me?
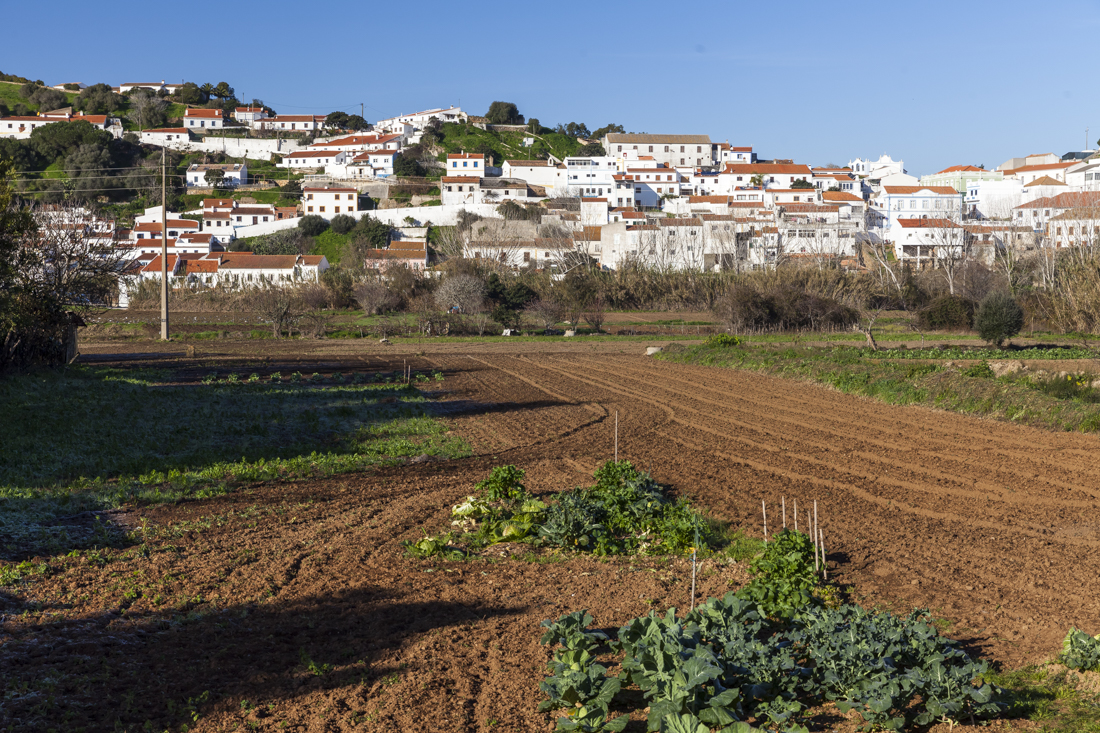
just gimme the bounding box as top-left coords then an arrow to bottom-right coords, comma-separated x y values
538,532 -> 1003,732
403,461 -> 709,559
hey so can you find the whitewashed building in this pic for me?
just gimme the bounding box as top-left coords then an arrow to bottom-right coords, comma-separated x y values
186,163 -> 247,187
302,186 -> 359,217
140,127 -> 190,145
279,150 -> 348,169
603,133 -> 713,168
184,108 -> 225,129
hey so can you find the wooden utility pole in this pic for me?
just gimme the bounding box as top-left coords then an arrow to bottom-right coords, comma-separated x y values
160,147 -> 169,340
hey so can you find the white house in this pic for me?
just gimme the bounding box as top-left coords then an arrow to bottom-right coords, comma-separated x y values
184,108 -> 225,129
502,159 -> 565,192
119,81 -> 183,94
309,134 -> 402,153
234,107 -> 268,125
140,127 -> 190,146
965,178 -> 1024,220
279,150 -> 347,169
872,185 -> 963,230
376,106 -> 466,132
441,176 -> 481,205
889,218 -> 967,266
562,157 -> 619,198
625,166 -> 681,207
359,149 -> 396,177
1002,160 -> 1075,185
718,163 -> 814,193
0,113 -> 118,140
446,153 -> 485,176
186,163 -> 247,188
255,115 -> 325,132
133,218 -> 201,240
302,186 -> 359,217
604,133 -> 713,168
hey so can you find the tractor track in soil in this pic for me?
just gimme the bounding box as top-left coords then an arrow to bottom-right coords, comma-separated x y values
4,347 -> 1100,732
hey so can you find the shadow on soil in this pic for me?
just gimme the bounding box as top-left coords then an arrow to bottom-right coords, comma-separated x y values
1,585 -> 523,731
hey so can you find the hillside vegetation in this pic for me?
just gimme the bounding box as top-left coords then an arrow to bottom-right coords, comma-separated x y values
434,122 -> 582,168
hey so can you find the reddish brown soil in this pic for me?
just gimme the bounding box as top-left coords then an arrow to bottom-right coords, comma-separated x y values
5,345 -> 1099,731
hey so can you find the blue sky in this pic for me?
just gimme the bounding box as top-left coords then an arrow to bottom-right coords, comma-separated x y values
5,0 -> 1100,176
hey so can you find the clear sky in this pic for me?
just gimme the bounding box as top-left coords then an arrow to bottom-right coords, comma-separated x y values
5,0 -> 1100,176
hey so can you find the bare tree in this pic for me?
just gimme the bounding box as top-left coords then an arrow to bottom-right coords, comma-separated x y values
297,282 -> 333,338
26,202 -> 130,307
128,89 -> 169,131
354,279 -> 398,315
251,287 -> 298,338
434,274 -> 485,313
582,291 -> 606,332
524,297 -> 565,330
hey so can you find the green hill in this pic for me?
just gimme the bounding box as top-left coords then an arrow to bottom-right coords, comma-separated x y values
434,122 -> 582,168
0,80 -> 79,114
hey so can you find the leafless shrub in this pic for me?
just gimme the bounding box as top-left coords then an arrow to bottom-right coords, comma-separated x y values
354,279 -> 398,316
249,287 -> 299,339
434,274 -> 485,313
524,297 -> 565,330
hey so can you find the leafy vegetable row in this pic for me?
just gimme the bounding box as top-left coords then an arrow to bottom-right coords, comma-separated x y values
538,531 -> 1001,732
404,461 -> 711,558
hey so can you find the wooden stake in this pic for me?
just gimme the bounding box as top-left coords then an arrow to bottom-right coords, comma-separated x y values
614,411 -> 619,462
819,527 -> 827,580
782,496 -> 786,529
762,500 -> 768,542
794,499 -> 798,532
813,500 -> 819,570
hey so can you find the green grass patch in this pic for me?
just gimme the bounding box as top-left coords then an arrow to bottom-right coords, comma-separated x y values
310,230 -> 351,265
656,344 -> 1100,433
0,366 -> 468,560
990,664 -> 1100,732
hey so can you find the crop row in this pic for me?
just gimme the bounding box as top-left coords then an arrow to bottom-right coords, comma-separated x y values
404,461 -> 713,559
538,531 -> 1002,732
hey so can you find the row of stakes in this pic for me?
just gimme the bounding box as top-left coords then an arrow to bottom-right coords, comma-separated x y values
763,497 -> 828,580
608,414 -> 829,608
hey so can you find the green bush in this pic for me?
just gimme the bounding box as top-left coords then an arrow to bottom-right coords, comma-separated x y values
298,215 -> 329,236
704,334 -> 741,348
916,294 -> 975,330
329,213 -> 356,235
975,291 -> 1024,347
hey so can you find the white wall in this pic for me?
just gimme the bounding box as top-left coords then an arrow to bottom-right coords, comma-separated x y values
232,203 -> 504,239
145,136 -> 305,159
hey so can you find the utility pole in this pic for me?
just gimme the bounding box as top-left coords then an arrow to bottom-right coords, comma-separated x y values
160,146 -> 169,340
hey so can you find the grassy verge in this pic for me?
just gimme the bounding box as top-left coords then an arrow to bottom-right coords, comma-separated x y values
991,664 -> 1100,732
656,343 -> 1100,433
0,366 -> 468,560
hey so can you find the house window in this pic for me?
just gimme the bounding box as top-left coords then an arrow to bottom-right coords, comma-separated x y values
664,146 -> 669,152
320,206 -> 325,212
649,146 -> 653,152
335,207 -> 340,213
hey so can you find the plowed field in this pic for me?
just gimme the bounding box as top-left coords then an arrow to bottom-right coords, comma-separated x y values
5,345 -> 1099,732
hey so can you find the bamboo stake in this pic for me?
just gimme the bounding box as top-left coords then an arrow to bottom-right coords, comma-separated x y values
813,501 -> 819,571
762,500 -> 768,543
794,499 -> 798,532
614,411 -> 619,462
819,527 -> 827,580
782,496 -> 786,529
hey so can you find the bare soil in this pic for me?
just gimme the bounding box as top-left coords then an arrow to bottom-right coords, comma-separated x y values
5,342 -> 1100,731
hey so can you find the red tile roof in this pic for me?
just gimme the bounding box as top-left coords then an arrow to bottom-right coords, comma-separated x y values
822,191 -> 863,202
441,176 -> 480,183
184,108 -> 224,118
722,163 -> 813,175
934,165 -> 986,174
143,127 -> 189,134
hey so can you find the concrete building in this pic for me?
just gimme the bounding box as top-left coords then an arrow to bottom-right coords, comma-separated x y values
603,133 -> 713,168
919,165 -> 1002,193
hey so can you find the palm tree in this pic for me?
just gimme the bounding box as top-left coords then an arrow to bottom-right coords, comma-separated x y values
200,83 -> 215,102
749,173 -> 765,189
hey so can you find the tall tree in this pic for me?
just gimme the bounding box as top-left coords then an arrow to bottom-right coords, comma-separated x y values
485,101 -> 524,125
